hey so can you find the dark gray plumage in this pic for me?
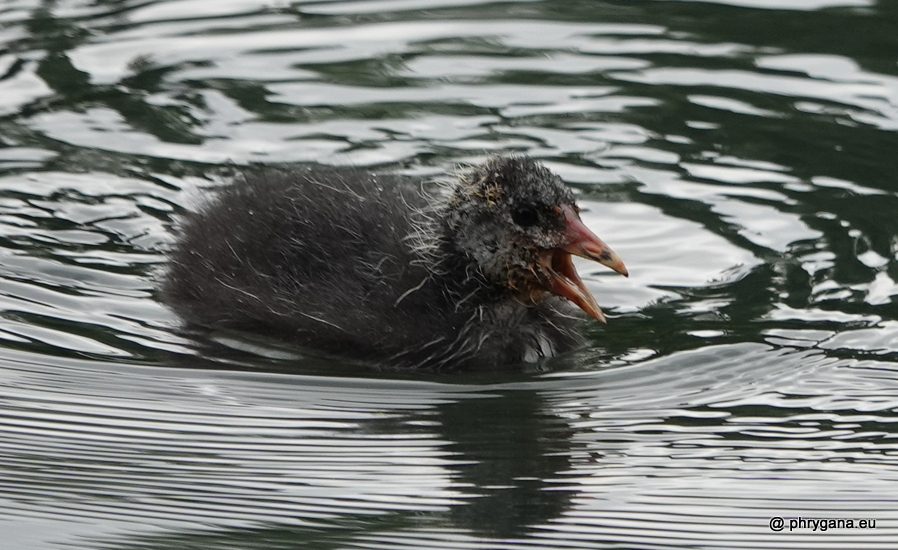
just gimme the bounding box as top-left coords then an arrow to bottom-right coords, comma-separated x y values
162,156 -> 627,369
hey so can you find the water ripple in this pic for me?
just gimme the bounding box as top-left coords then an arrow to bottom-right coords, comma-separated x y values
0,0 -> 897,548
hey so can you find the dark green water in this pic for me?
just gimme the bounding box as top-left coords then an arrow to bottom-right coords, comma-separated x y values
1,0 -> 897,548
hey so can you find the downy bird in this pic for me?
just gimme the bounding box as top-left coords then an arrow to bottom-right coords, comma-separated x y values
163,156 -> 627,369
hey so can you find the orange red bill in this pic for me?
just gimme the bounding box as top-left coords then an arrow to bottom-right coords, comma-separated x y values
539,205 -> 627,323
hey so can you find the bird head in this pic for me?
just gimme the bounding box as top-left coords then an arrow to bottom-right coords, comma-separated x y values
443,157 -> 627,322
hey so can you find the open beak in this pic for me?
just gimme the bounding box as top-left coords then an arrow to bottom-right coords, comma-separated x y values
538,205 -> 627,323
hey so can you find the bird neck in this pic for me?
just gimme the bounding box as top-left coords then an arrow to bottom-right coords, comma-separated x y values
422,207 -> 507,309
411,190 -> 517,310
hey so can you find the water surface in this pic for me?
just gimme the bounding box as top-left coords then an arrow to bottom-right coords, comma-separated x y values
1,0 -> 897,548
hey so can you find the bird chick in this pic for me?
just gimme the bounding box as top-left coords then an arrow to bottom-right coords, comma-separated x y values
162,156 -> 627,369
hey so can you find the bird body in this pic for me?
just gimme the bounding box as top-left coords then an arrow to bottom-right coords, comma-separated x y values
163,157 -> 626,369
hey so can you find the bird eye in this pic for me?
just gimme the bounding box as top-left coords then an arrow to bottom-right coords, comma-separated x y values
512,206 -> 540,228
